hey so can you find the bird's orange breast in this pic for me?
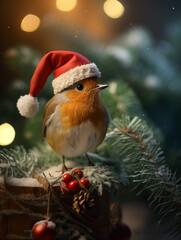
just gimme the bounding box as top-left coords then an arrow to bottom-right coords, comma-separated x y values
59,91 -> 107,131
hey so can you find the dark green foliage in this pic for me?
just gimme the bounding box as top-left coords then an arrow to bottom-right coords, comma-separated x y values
106,116 -> 181,237
0,146 -> 37,178
101,80 -> 143,119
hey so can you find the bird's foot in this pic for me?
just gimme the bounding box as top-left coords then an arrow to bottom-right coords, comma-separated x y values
61,155 -> 69,174
62,163 -> 69,174
85,153 -> 95,166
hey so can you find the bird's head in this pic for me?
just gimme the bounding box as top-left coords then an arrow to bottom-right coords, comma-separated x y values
63,78 -> 108,103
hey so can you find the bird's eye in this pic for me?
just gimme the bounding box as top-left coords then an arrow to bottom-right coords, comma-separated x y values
76,84 -> 84,91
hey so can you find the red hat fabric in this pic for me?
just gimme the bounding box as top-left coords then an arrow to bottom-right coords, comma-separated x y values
17,51 -> 101,118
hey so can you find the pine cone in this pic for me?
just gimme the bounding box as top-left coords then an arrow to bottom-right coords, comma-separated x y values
73,190 -> 95,215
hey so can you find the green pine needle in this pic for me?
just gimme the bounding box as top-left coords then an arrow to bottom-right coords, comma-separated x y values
0,146 -> 37,178
106,116 -> 181,236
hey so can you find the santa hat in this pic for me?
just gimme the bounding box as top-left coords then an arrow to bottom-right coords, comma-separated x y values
17,50 -> 101,118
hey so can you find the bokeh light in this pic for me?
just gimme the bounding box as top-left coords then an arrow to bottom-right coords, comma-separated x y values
56,0 -> 77,12
21,14 -> 40,32
103,0 -> 125,19
0,123 -> 16,146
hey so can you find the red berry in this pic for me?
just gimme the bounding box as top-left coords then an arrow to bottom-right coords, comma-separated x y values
75,169 -> 83,178
80,178 -> 90,188
68,180 -> 79,192
62,173 -> 73,184
32,220 -> 56,240
61,183 -> 70,195
110,222 -> 131,240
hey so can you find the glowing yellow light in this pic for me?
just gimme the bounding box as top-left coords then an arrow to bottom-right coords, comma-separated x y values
103,0 -> 125,19
21,14 -> 40,32
0,123 -> 15,146
56,0 -> 77,12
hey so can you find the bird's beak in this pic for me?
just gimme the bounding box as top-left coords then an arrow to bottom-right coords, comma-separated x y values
90,84 -> 108,91
97,84 -> 108,90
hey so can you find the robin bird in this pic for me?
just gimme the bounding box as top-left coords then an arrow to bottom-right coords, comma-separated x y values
17,51 -> 110,172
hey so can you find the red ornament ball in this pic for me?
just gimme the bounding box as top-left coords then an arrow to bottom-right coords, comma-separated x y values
62,173 -> 73,184
61,183 -> 70,195
80,178 -> 90,188
68,180 -> 80,192
110,222 -> 131,240
32,220 -> 56,240
75,169 -> 83,178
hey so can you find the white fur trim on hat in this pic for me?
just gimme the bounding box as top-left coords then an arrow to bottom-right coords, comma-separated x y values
17,94 -> 39,118
52,63 -> 101,94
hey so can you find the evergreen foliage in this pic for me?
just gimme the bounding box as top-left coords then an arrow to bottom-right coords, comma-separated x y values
81,166 -> 121,196
106,116 -> 181,237
101,80 -> 143,119
0,146 -> 37,178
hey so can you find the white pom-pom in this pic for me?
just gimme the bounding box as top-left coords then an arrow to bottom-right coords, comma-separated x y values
17,94 -> 39,118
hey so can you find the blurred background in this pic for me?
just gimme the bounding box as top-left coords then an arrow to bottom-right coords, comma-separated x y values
0,0 -> 181,239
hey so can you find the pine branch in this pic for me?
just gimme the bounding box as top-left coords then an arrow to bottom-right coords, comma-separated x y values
101,80 -> 143,119
0,146 -> 37,178
81,166 -> 121,196
107,116 -> 181,236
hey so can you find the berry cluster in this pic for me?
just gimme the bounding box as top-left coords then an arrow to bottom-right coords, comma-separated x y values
60,169 -> 90,194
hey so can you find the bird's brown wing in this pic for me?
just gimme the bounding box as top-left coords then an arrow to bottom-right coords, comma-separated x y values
42,97 -> 58,139
42,92 -> 68,139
